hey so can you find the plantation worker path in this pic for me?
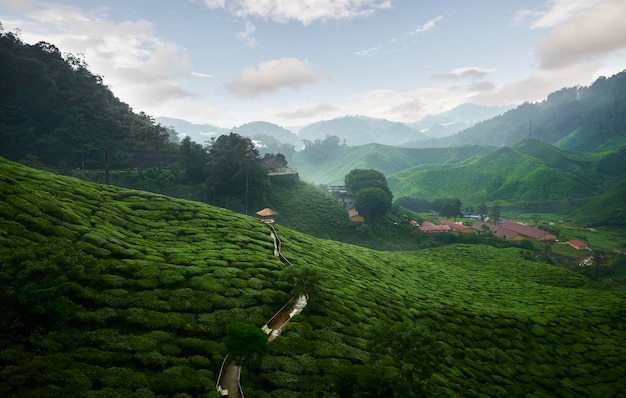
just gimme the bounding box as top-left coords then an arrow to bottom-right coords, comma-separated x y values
216,219 -> 307,396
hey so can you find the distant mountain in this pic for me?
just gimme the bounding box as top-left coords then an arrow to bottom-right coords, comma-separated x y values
406,103 -> 511,140
298,115 -> 425,146
411,71 -> 626,151
232,121 -> 302,148
155,117 -> 229,145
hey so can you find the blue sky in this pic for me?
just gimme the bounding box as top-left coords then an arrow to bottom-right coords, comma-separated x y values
1,0 -> 625,128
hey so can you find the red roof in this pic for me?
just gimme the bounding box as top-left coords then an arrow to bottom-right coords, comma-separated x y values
419,221 -> 450,233
568,240 -> 588,249
499,221 -> 552,240
440,220 -> 470,231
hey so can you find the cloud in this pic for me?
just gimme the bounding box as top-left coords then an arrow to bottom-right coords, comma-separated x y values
512,0 -> 605,28
536,0 -> 626,69
277,103 -> 339,119
414,15 -> 443,34
202,0 -> 392,25
236,19 -> 257,47
191,72 -> 214,78
470,62 -> 601,106
355,46 -> 380,56
225,58 -> 326,97
4,2 -> 198,112
431,67 -> 494,81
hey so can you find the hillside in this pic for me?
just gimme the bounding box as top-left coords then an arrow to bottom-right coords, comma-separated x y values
292,143 -> 496,185
388,140 -> 626,221
2,157 -> 625,396
413,71 -> 626,152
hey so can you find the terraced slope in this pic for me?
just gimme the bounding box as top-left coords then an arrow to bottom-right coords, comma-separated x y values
1,157 -> 625,397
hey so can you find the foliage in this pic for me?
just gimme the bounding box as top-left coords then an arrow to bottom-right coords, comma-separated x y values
354,187 -> 392,223
0,31 -> 175,170
1,157 -> 626,397
206,133 -> 268,211
223,322 -> 268,368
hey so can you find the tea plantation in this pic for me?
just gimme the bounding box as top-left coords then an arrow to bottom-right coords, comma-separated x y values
1,157 -> 625,397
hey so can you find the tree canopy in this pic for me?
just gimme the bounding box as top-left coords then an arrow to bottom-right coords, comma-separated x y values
206,133 -> 268,212
0,30 -> 175,169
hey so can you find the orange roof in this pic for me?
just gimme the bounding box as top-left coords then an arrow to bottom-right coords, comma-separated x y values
256,207 -> 278,216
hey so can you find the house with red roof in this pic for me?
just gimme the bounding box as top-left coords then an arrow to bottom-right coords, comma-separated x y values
568,240 -> 588,250
499,221 -> 556,242
418,221 -> 450,233
471,221 -> 555,242
440,220 -> 475,234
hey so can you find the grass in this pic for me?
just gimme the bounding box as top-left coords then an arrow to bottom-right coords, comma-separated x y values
1,156 -> 625,397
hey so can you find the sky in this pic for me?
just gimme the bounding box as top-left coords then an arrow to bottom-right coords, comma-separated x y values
1,0 -> 625,128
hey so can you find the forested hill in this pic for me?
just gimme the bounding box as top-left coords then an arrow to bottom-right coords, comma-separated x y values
0,30 -> 176,170
1,157 -> 625,396
388,139 -> 626,225
413,70 -> 626,151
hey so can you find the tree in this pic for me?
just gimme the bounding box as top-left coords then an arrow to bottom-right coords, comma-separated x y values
206,133 -> 268,212
488,205 -> 501,224
345,169 -> 392,200
178,136 -> 209,183
354,187 -> 392,223
280,265 -> 322,299
440,199 -> 462,220
223,322 -> 268,369
478,202 -> 488,221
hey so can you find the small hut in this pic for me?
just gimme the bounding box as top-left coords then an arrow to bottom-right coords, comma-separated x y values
256,207 -> 278,224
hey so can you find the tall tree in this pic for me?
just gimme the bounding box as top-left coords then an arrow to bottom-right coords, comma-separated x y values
345,169 -> 392,200
354,187 -> 392,223
206,133 -> 268,212
223,322 -> 268,369
489,205 -> 501,224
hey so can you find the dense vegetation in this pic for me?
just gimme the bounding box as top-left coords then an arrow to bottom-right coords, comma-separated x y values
388,139 -> 626,226
2,158 -> 625,397
0,30 -> 176,170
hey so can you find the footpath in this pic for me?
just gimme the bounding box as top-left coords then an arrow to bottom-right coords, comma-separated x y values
216,223 -> 307,397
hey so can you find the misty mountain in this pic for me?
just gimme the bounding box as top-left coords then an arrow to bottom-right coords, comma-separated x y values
298,115 -> 425,146
155,116 -> 229,145
410,71 -> 626,151
232,121 -> 302,148
406,103 -> 512,140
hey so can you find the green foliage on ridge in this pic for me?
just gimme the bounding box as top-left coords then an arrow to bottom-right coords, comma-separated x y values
388,139 -> 626,224
292,142 -> 495,185
1,157 -> 625,396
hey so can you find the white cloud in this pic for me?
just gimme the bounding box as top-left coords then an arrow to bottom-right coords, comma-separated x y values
277,103 -> 339,119
225,58 -> 326,97
355,46 -> 380,56
431,67 -> 494,81
470,63 -> 601,106
536,0 -> 626,69
414,15 -> 443,34
513,0 -> 605,28
3,2 -> 198,112
201,0 -> 392,25
236,19 -> 257,47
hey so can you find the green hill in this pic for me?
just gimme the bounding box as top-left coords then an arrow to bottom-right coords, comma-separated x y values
2,157 -> 625,396
387,139 -> 626,222
292,143 -> 495,185
389,141 -> 598,204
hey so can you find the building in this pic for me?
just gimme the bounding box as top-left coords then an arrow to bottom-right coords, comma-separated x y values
419,221 -> 451,233
568,240 -> 588,250
348,208 -> 364,223
471,221 -> 555,242
440,220 -> 475,234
